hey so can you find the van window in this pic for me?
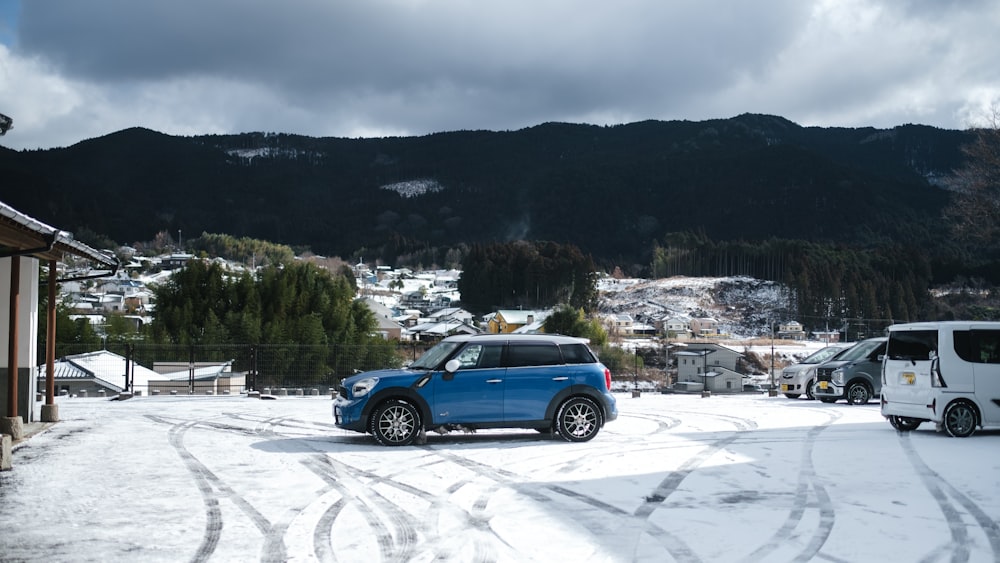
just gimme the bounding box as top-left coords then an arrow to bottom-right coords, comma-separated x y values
886,330 -> 937,361
954,329 -> 1000,364
507,343 -> 563,367
559,343 -> 596,364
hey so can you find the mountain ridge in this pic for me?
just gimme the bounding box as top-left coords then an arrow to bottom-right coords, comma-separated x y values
0,114 -> 974,272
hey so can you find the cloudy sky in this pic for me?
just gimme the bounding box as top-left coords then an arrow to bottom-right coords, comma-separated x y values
1,0 -> 998,151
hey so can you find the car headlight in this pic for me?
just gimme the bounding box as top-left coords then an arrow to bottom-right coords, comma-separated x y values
831,369 -> 845,385
351,377 -> 379,397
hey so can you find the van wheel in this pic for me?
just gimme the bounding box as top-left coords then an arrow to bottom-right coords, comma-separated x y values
805,380 -> 816,400
370,399 -> 422,446
942,401 -> 977,438
846,383 -> 871,405
888,415 -> 922,431
554,397 -> 602,442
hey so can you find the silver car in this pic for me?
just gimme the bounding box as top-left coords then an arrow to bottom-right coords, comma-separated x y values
780,344 -> 850,400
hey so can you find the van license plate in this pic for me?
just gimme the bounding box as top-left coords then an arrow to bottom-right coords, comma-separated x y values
901,372 -> 916,385
819,381 -> 828,390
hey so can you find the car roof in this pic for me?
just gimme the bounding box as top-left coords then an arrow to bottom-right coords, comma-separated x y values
441,333 -> 589,345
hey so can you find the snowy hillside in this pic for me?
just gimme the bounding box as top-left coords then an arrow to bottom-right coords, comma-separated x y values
597,275 -> 793,339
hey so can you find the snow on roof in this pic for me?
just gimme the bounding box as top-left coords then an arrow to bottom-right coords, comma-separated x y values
41,350 -> 161,392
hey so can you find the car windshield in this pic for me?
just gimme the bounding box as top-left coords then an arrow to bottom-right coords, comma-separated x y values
835,340 -> 883,362
409,341 -> 463,370
802,346 -> 847,364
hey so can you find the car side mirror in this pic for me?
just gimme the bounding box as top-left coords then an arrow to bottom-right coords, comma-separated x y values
444,359 -> 461,374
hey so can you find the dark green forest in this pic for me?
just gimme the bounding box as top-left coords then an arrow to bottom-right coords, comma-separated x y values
5,113 -> 1000,329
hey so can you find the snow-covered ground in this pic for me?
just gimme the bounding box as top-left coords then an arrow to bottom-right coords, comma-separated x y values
2,393 -> 998,562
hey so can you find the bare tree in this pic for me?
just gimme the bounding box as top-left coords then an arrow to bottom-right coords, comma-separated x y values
944,104 -> 1000,247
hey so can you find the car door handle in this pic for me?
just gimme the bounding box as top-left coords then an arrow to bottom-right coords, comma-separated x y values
486,379 -> 503,384
552,376 -> 569,381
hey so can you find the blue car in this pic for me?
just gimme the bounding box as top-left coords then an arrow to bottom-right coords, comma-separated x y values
334,333 -> 618,446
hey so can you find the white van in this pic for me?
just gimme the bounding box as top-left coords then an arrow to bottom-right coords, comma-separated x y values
881,321 -> 1000,437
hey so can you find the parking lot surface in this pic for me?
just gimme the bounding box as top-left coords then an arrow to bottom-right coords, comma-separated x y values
1,392 -> 998,562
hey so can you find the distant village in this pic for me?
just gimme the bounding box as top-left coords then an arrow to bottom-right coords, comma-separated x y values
46,249 -> 844,398
60,249 -> 841,345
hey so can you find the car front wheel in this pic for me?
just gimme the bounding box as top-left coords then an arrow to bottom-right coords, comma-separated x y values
846,382 -> 871,405
805,380 -> 816,400
554,397 -> 602,442
370,399 -> 422,446
942,401 -> 977,438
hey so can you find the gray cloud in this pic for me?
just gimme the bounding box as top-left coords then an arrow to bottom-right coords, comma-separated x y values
1,0 -> 998,150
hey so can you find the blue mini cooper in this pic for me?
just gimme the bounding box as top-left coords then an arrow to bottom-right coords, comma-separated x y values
334,333 -> 618,446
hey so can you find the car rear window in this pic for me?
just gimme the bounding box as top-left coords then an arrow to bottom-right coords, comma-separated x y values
886,330 -> 937,361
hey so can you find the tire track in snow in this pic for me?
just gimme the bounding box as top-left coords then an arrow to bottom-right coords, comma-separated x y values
300,456 -> 406,562
739,408 -> 841,563
428,446 -> 703,562
302,453 -> 502,563
152,414 -> 293,562
163,420 -> 224,563
898,432 -> 1000,563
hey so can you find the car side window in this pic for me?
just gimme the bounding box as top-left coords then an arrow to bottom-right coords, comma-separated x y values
560,343 -> 596,364
477,344 -> 504,368
506,343 -> 563,367
454,344 -> 484,368
970,329 -> 1000,364
868,342 -> 887,361
453,343 -> 504,369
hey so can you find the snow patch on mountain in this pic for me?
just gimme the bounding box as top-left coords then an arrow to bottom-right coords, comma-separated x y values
381,179 -> 444,198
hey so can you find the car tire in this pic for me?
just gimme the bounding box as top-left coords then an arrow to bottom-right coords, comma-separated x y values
554,396 -> 602,442
805,380 -> 816,400
819,398 -> 837,404
784,393 -> 800,399
370,399 -> 422,446
888,415 -> 922,432
942,401 -> 977,438
846,382 -> 871,405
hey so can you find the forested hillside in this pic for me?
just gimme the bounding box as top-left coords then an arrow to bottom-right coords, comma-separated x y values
0,114 -> 970,269
4,113 -> 997,326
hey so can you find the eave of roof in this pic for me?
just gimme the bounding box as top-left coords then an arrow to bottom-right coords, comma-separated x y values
0,200 -> 118,273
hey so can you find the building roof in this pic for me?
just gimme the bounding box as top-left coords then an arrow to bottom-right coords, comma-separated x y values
495,310 -> 543,325
0,200 -> 118,275
40,350 -> 161,392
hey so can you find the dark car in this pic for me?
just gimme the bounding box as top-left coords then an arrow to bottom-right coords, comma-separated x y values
813,337 -> 887,404
333,333 -> 618,446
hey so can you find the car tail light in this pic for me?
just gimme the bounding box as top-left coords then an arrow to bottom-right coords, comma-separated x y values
604,367 -> 612,391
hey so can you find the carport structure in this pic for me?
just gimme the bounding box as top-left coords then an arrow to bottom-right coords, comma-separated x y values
1,200 -> 118,444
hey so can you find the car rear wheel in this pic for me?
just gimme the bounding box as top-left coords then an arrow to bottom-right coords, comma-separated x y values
554,397 -> 602,442
942,401 -> 977,438
846,382 -> 871,405
888,415 -> 922,431
370,399 -> 422,446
